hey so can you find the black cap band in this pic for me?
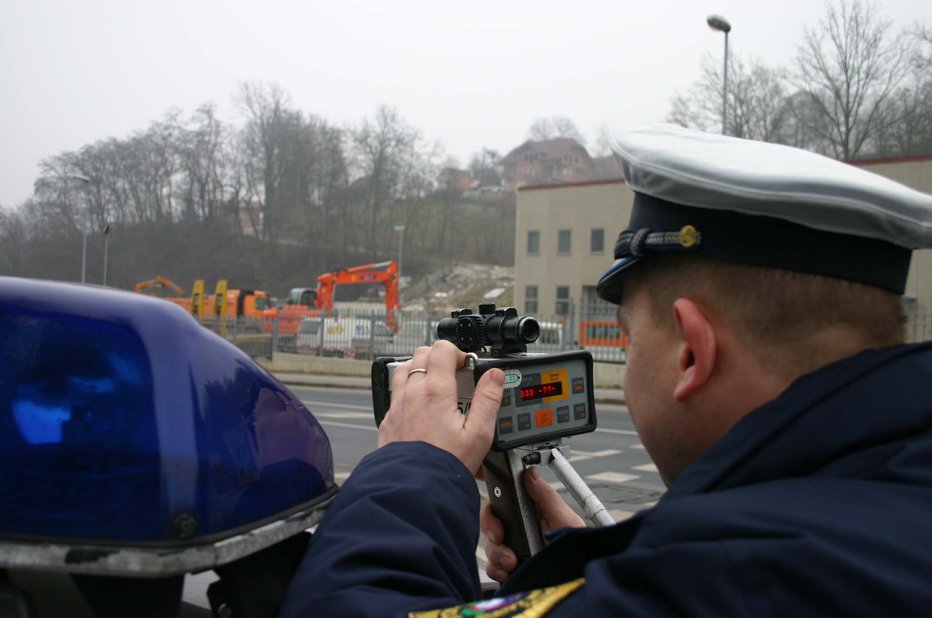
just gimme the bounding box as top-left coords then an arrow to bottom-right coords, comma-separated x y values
597,193 -> 912,304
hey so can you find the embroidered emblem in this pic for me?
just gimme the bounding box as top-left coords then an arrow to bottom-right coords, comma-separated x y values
409,579 -> 585,618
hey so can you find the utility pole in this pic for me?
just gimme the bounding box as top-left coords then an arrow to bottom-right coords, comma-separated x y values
707,15 -> 732,135
68,174 -> 91,283
394,224 -> 405,284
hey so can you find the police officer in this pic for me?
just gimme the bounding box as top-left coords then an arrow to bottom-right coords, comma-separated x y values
282,125 -> 932,616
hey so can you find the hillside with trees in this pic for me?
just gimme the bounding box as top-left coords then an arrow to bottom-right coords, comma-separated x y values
0,89 -> 515,298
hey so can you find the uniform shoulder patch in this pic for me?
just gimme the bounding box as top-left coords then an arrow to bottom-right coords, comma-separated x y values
409,578 -> 585,618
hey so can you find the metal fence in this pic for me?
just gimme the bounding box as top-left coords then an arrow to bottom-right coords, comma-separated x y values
203,301 -> 630,364
905,300 -> 932,344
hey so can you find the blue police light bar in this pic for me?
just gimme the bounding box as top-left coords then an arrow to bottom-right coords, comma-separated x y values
0,277 -> 336,576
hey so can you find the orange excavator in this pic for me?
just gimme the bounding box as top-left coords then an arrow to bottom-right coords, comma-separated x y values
269,260 -> 401,334
134,276 -> 193,313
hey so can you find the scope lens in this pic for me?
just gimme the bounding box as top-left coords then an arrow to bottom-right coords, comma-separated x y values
516,317 -> 540,343
496,315 -> 539,344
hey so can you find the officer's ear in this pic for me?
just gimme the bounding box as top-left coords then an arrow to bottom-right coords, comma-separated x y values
671,298 -> 716,401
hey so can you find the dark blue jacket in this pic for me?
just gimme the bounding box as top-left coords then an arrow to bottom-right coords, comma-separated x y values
283,343 -> 932,616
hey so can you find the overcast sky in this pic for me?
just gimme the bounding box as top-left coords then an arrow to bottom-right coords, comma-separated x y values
0,0 -> 926,208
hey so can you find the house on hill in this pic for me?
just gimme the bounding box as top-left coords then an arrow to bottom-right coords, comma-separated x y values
437,167 -> 474,195
501,138 -> 593,191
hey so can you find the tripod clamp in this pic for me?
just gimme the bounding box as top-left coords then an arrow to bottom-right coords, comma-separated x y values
483,440 -> 614,563
524,444 -> 615,527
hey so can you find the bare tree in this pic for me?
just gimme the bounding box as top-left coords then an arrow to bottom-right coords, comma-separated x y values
468,148 -> 502,187
730,62 -> 793,141
0,207 -> 27,275
31,152 -> 86,237
349,105 -> 421,254
527,116 -> 585,143
794,0 -> 912,159
589,125 -> 617,157
76,140 -> 123,227
770,90 -> 834,154
872,23 -> 932,155
668,54 -> 791,142
236,81 -> 294,249
178,104 -> 230,223
310,124 -> 349,263
146,113 -> 181,224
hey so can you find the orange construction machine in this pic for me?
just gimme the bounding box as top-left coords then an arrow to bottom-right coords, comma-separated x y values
269,260 -> 401,334
134,276 -> 194,313
201,283 -> 272,320
135,276 -> 270,321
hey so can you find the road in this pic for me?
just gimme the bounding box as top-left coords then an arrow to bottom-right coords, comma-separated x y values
292,385 -> 667,523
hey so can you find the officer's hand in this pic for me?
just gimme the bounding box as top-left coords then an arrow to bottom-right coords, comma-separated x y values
481,467 -> 586,582
378,341 -> 504,475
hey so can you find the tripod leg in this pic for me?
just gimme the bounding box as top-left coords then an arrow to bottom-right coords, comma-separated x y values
547,448 -> 614,527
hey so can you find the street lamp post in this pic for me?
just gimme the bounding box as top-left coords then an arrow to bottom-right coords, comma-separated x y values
394,225 -> 405,284
102,223 -> 111,286
707,14 -> 732,135
67,174 -> 91,283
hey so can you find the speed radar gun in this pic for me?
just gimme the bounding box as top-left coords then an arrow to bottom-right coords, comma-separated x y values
371,304 -> 614,564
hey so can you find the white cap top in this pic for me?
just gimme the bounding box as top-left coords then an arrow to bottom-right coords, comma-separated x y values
611,124 -> 932,249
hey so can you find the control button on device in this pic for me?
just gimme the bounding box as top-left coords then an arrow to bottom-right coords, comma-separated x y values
557,406 -> 570,423
536,409 -> 554,427
574,403 -> 587,420
517,413 -> 531,431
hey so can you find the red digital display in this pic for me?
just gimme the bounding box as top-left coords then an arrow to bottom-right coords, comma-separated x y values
519,381 -> 563,401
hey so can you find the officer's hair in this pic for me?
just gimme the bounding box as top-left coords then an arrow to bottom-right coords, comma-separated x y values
627,256 -> 907,379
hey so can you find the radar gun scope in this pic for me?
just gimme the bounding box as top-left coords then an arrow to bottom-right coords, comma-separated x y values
436,303 -> 540,356
371,304 -> 612,565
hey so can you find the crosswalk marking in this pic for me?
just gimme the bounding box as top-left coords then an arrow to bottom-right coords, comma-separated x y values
569,449 -> 623,462
586,472 -> 639,483
633,463 -> 658,472
595,427 -> 639,436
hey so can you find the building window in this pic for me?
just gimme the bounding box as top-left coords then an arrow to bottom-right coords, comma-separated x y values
527,230 -> 540,255
556,286 -> 571,316
525,285 -> 539,314
581,285 -> 617,319
591,228 -> 605,253
557,229 -> 571,255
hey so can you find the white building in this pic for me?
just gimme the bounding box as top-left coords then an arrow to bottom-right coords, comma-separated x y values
514,155 -> 932,342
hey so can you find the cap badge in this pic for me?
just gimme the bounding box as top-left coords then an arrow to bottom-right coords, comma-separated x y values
679,225 -> 699,248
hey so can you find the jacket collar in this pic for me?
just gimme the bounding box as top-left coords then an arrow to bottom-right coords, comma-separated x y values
664,341 -> 932,500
